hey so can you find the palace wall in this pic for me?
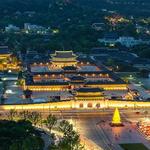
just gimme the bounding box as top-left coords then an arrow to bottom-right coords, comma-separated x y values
0,100 -> 150,111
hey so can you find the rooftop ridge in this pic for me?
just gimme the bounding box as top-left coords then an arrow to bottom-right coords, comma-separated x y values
55,50 -> 73,53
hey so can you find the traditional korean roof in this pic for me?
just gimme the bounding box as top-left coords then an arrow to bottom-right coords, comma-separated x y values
32,71 -> 62,75
85,80 -> 125,85
52,51 -> 76,58
70,76 -> 85,81
62,66 -> 77,71
0,46 -> 10,55
76,87 -> 103,93
26,81 -> 69,86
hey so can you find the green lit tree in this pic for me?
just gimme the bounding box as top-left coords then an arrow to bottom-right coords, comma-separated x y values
7,109 -> 18,121
18,110 -> 30,120
57,120 -> 83,150
43,114 -> 57,133
28,111 -> 42,126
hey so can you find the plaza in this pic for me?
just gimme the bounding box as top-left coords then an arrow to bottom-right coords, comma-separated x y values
73,111 -> 150,150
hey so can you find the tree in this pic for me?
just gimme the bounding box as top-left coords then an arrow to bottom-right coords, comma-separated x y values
23,89 -> 33,100
139,69 -> 149,78
18,71 -> 24,80
28,111 -> 42,126
105,58 -> 115,66
22,136 -> 44,150
43,114 -> 57,133
132,44 -> 150,59
18,110 -> 30,120
7,109 -> 18,120
58,120 -> 83,150
59,120 -> 73,134
0,120 -> 44,150
9,143 -> 21,150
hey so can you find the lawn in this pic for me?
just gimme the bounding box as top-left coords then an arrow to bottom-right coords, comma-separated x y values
120,143 -> 149,150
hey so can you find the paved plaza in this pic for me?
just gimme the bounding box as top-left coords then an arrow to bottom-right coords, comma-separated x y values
74,116 -> 150,150
98,122 -> 150,150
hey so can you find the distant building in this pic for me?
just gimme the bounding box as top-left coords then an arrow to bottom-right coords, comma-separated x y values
98,34 -> 150,48
5,24 -> 20,32
24,23 -> 47,34
98,32 -> 119,47
91,23 -> 105,31
117,37 -> 142,48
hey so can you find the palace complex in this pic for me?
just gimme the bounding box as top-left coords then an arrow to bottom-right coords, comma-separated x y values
1,48 -> 150,109
23,50 -> 128,92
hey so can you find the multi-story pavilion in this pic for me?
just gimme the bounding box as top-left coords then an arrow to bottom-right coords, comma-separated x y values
51,51 -> 78,68
75,87 -> 105,101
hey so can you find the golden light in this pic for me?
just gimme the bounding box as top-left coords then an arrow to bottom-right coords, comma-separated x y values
112,108 -> 122,125
45,74 -> 48,78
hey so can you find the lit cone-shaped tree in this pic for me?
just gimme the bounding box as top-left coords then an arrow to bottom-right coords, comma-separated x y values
111,108 -> 123,126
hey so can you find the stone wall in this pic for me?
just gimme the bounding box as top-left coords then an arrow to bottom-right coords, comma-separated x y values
0,100 -> 150,111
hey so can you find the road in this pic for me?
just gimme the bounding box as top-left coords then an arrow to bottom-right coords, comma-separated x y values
1,107 -> 150,118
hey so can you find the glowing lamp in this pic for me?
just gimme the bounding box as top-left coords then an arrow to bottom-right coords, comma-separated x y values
110,108 -> 123,127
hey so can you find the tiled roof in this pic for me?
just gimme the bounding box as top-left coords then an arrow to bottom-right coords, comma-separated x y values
76,87 -> 103,93
63,66 -> 77,71
70,76 -> 85,81
0,46 -> 10,54
26,81 -> 69,86
53,51 -> 76,58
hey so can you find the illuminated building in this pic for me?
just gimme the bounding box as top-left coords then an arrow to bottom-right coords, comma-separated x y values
23,50 -> 128,92
105,14 -> 129,26
111,108 -> 123,126
0,46 -> 20,71
51,51 -> 77,68
0,46 -> 11,70
75,87 -> 105,101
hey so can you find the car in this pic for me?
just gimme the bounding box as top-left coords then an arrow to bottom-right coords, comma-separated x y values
135,112 -> 140,114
